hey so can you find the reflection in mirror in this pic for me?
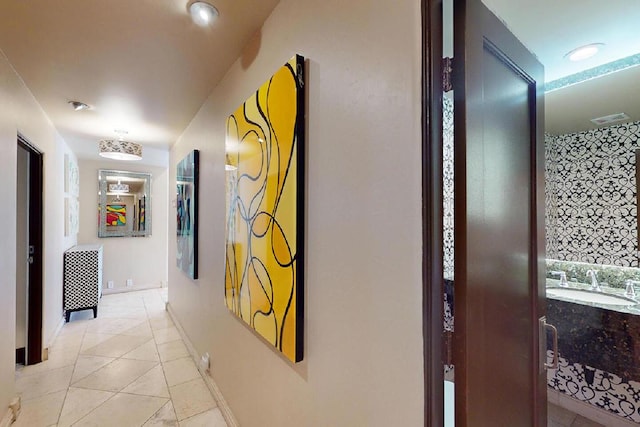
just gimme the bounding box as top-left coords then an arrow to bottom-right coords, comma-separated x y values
98,169 -> 152,237
545,65 -> 640,267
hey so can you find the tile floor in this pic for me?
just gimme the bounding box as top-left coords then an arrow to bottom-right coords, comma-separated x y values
548,403 -> 604,427
14,288 -> 228,427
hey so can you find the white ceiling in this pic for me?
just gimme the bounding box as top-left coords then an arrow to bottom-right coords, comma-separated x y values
0,0 -> 280,164
1,0 -> 638,152
483,0 -> 640,134
484,0 -> 640,82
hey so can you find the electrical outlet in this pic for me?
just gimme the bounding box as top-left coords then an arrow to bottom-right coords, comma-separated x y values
107,280 -> 114,289
199,352 -> 210,373
126,279 -> 133,287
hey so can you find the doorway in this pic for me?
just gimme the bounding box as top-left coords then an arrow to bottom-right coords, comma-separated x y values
16,135 -> 44,366
422,0 -> 547,425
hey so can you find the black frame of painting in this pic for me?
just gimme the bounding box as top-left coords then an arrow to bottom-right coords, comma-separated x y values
176,149 -> 200,279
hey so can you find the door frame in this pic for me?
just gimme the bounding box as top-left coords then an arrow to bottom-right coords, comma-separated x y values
421,0 -> 546,425
17,134 -> 44,365
421,0 -> 445,425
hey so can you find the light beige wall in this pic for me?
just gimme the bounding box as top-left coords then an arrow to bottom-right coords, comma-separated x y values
0,50 -> 76,413
168,0 -> 423,425
78,159 -> 168,291
46,139 -> 79,341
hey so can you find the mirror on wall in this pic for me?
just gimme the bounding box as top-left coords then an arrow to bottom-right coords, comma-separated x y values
545,65 -> 640,267
98,169 -> 152,238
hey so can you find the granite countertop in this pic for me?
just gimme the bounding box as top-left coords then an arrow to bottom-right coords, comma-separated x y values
546,279 -> 640,316
546,289 -> 640,383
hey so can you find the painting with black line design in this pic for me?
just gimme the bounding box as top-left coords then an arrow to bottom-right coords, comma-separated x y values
177,150 -> 199,280
224,55 -> 305,363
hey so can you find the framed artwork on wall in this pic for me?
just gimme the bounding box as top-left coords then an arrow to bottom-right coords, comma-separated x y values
65,197 -> 79,236
138,196 -> 146,231
106,204 -> 126,226
224,55 -> 305,363
177,150 -> 199,279
64,154 -> 79,197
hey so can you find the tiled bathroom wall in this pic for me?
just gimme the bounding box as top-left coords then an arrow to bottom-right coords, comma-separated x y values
545,122 -> 640,267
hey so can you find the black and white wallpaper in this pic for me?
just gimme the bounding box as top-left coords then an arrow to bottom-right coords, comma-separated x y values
444,116 -> 640,422
545,121 -> 640,267
443,96 -> 454,280
548,352 -> 640,423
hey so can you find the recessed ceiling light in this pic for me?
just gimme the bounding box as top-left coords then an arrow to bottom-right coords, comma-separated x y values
565,43 -> 604,62
189,2 -> 219,26
69,101 -> 89,111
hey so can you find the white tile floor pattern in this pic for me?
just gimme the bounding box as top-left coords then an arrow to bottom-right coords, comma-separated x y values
14,288 -> 228,427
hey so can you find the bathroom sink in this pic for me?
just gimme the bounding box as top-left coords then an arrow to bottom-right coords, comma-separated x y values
546,287 -> 637,306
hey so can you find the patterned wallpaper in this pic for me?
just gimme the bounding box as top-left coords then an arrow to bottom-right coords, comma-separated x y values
443,101 -> 640,423
443,96 -> 454,280
548,352 -> 640,423
545,121 -> 640,267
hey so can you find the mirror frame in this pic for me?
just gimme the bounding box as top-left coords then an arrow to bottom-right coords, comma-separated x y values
98,169 -> 152,238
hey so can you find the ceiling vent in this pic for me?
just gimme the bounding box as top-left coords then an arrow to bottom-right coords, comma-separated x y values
590,112 -> 630,126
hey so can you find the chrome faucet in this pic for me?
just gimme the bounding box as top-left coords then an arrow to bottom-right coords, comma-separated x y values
549,270 -> 568,287
586,270 -> 601,292
625,279 -> 639,299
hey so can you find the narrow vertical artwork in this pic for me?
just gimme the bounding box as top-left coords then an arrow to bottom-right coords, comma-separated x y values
224,55 -> 305,363
69,198 -> 79,235
139,196 -> 146,231
177,150 -> 199,279
64,154 -> 79,197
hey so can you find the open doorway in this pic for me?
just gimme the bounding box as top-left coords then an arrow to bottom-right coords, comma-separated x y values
423,0 -> 547,425
16,135 -> 44,366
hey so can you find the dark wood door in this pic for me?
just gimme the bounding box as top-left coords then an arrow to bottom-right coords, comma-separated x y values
452,0 -> 546,425
18,136 -> 44,366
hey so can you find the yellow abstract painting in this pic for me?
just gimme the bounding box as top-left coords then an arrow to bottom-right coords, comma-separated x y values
224,55 -> 304,363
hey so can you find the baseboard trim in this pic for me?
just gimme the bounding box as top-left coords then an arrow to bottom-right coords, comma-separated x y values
0,408 -> 11,427
166,303 -> 239,427
46,315 -> 67,355
102,283 -> 162,295
548,388 -> 637,426
1,397 -> 21,427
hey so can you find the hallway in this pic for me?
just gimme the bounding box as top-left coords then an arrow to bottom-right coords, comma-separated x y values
14,289 -> 227,427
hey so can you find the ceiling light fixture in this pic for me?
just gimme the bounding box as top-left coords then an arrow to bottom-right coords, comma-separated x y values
69,100 -> 90,111
565,43 -> 604,62
109,181 -> 130,193
99,139 -> 143,161
189,1 -> 219,26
